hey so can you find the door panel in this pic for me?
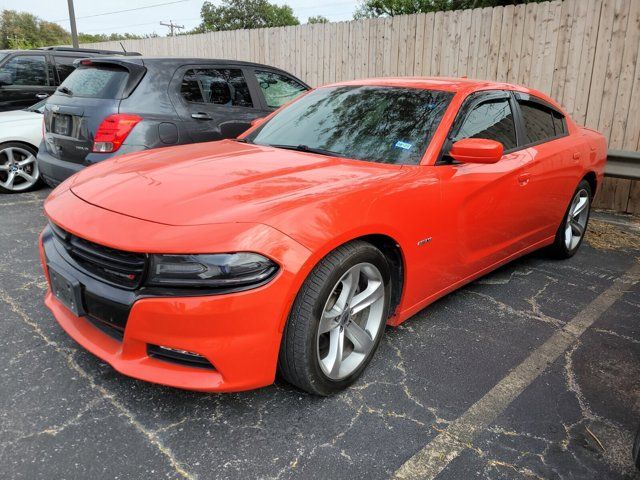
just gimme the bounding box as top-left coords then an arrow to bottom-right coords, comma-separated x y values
171,65 -> 268,143
0,54 -> 53,111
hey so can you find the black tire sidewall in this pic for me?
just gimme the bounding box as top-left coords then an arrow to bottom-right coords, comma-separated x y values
552,180 -> 592,258
285,242 -> 391,395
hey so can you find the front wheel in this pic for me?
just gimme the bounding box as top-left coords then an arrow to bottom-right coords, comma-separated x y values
278,241 -> 391,395
548,180 -> 591,259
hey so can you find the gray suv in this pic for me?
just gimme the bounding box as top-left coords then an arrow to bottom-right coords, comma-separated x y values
37,57 -> 309,186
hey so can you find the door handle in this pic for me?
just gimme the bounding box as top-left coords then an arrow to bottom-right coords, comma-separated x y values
573,152 -> 581,159
517,173 -> 531,186
35,93 -> 49,99
191,112 -> 212,120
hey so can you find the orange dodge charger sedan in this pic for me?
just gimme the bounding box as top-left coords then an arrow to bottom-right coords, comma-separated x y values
40,78 -> 606,395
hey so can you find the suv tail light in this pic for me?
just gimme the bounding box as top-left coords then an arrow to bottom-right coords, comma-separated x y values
92,114 -> 141,153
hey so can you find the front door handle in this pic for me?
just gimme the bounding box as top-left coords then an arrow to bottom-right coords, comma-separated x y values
191,112 -> 212,120
517,173 -> 531,186
35,93 -> 49,99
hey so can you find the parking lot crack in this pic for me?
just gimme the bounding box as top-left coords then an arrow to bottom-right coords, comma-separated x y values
0,287 -> 196,480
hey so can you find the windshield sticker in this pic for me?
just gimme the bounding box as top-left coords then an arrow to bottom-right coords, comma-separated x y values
394,141 -> 413,150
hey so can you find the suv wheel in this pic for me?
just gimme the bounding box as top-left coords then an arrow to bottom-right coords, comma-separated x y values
0,143 -> 41,194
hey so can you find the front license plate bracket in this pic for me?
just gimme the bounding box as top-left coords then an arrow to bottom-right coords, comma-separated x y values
49,265 -> 85,316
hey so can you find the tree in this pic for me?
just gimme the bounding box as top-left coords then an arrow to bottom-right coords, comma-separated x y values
0,10 -> 69,49
0,9 -> 145,49
197,0 -> 299,32
308,15 -> 330,24
354,0 -> 545,19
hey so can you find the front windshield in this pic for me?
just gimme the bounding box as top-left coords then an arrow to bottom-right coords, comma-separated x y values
246,85 -> 453,165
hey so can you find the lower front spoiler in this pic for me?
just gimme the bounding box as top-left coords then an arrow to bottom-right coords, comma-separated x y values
45,291 -> 232,391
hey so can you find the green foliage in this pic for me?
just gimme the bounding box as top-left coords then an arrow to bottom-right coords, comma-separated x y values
354,0 -> 545,19
308,15 -> 330,24
197,0 -> 300,32
0,9 -> 148,50
0,10 -> 69,49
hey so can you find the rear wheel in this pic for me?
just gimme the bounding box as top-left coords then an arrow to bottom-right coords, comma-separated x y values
278,241 -> 391,395
548,180 -> 591,258
0,142 -> 41,194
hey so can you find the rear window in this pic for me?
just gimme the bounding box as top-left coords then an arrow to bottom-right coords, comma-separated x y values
518,99 -> 565,145
58,66 -> 129,99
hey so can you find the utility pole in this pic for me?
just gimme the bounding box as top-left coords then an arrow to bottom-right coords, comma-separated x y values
160,20 -> 184,37
67,0 -> 79,48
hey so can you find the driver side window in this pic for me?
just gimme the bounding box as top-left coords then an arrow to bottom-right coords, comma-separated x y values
453,98 -> 517,151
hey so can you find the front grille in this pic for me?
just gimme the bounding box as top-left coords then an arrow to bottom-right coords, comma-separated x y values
50,222 -> 147,289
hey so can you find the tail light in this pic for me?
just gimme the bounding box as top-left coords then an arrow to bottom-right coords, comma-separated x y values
92,114 -> 141,153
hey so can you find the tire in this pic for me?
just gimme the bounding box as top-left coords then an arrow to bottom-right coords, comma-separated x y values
548,180 -> 592,259
0,142 -> 42,194
278,240 -> 392,395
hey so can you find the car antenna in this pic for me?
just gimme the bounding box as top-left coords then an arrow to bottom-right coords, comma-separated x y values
119,42 -> 127,54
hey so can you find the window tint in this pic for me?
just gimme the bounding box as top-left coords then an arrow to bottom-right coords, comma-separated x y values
246,86 -> 453,165
519,101 -> 557,144
453,98 -> 517,150
58,66 -> 129,98
180,68 -> 252,107
0,55 -> 47,86
255,70 -> 307,108
54,56 -> 79,83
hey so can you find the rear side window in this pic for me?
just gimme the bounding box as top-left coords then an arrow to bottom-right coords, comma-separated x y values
54,56 -> 79,83
453,98 -> 517,151
255,70 -> 307,108
518,100 -> 565,144
59,66 -> 129,98
0,55 -> 47,86
180,68 -> 252,107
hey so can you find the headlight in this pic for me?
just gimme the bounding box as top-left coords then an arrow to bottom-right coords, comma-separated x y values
147,253 -> 278,288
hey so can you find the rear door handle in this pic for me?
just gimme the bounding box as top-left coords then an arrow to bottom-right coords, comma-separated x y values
191,112 -> 212,120
517,173 -> 531,186
35,93 -> 49,99
573,152 -> 581,159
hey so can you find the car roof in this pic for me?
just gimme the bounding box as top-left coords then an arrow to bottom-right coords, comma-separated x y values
97,56 -> 293,69
326,76 -> 563,110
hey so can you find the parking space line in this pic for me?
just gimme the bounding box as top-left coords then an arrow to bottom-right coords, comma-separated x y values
394,262 -> 640,480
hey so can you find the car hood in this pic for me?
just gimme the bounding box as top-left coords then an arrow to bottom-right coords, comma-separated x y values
0,109 -> 41,124
69,140 -> 403,226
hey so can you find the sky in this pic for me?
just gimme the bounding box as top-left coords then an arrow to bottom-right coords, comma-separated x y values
3,0 -> 359,36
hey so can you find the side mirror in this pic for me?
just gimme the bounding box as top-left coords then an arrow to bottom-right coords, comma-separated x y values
0,72 -> 12,86
250,117 -> 265,127
449,138 -> 503,164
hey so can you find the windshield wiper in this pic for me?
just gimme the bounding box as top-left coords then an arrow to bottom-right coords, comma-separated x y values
267,144 -> 344,158
57,86 -> 73,96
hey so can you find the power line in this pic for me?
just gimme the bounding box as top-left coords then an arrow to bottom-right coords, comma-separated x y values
52,0 -> 191,23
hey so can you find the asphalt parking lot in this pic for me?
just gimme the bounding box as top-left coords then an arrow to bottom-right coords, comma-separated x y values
1,188 -> 639,480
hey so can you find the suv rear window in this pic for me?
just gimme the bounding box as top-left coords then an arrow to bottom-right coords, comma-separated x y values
58,66 -> 129,99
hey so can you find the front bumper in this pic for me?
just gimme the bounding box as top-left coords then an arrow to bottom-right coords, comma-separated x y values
40,192 -> 311,392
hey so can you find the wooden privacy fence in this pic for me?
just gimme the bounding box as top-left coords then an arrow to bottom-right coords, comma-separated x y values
84,0 -> 640,214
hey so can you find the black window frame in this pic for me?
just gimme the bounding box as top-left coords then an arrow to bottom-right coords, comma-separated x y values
437,89 -> 569,165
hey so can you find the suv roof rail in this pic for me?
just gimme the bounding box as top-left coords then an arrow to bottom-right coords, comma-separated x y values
33,46 -> 141,56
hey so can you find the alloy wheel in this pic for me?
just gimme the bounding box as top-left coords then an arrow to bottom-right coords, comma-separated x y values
316,262 -> 386,380
564,188 -> 589,250
0,146 -> 39,192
